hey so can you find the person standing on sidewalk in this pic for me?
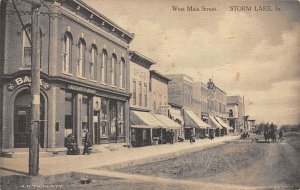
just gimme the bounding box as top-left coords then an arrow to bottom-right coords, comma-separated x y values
190,132 -> 195,144
83,129 -> 92,155
170,131 -> 174,144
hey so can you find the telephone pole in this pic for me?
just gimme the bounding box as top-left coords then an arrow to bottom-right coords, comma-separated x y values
29,0 -> 41,176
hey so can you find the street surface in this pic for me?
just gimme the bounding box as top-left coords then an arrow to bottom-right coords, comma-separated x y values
65,132 -> 300,189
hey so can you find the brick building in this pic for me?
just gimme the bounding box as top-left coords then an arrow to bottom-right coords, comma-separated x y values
207,79 -> 232,136
167,74 -> 209,139
226,95 -> 244,132
0,0 -> 134,154
128,51 -> 154,147
150,70 -> 170,115
192,82 -> 209,122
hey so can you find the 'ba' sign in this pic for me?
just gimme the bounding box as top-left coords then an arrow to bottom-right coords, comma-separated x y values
7,76 -> 51,91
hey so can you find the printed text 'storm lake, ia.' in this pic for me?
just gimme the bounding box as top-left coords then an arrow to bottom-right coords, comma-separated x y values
172,5 -> 281,12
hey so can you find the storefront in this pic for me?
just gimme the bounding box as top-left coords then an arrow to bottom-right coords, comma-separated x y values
153,114 -> 181,143
209,116 -> 222,137
184,110 -> 210,139
215,116 -> 234,135
130,110 -> 162,147
1,73 -> 130,152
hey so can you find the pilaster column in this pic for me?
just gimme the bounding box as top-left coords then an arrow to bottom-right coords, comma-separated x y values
125,100 -> 130,146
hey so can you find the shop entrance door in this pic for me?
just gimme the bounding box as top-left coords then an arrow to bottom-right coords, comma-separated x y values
14,106 -> 31,148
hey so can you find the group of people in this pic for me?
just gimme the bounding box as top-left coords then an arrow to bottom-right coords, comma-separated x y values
65,128 -> 93,155
163,131 -> 175,144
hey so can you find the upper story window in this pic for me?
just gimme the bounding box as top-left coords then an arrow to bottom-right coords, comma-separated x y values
90,45 -> 97,80
139,82 -> 142,106
23,24 -> 32,67
144,83 -> 147,107
229,109 -> 233,117
111,54 -> 117,86
132,80 -> 136,105
101,50 -> 107,84
153,93 -> 156,111
62,32 -> 72,73
77,38 -> 86,77
120,58 -> 125,89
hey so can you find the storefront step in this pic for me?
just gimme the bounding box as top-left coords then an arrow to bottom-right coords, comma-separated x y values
1,151 -> 50,158
92,143 -> 127,153
1,148 -> 67,158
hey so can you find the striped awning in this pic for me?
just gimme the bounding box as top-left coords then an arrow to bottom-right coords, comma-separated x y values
130,110 -> 163,129
153,114 -> 181,129
215,117 -> 234,130
209,116 -> 222,129
184,110 -> 211,129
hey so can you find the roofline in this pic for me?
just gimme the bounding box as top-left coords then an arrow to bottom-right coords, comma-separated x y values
150,70 -> 171,82
129,51 -> 156,66
74,0 -> 134,40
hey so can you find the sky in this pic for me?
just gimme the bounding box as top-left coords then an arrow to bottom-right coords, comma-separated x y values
84,0 -> 300,126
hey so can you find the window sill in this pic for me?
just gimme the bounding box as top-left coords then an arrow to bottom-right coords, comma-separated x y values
89,79 -> 97,83
77,76 -> 86,80
18,67 -> 31,70
101,82 -> 107,86
111,85 -> 117,88
62,72 -> 73,76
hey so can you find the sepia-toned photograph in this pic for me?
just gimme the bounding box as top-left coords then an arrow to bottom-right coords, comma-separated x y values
0,0 -> 299,189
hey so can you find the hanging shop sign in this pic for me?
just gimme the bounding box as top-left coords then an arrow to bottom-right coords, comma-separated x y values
67,84 -> 96,94
7,76 -> 51,91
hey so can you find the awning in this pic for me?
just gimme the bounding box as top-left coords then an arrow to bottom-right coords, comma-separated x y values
184,110 -> 211,129
209,116 -> 222,129
169,109 -> 184,124
130,111 -> 163,129
153,114 -> 181,129
215,117 -> 233,130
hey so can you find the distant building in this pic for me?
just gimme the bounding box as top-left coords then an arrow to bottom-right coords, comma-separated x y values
207,79 -> 231,136
150,70 -> 170,115
192,82 -> 209,122
226,95 -> 244,132
248,119 -> 256,132
166,74 -> 193,109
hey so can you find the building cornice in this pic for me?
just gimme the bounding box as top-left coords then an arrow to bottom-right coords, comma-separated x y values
56,0 -> 134,44
129,51 -> 156,69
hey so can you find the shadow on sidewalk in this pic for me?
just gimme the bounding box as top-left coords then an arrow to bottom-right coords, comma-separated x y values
0,167 -> 27,175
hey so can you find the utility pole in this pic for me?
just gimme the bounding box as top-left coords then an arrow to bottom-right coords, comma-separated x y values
29,0 -> 41,176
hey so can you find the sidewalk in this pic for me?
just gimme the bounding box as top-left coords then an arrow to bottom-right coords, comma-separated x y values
0,135 -> 239,177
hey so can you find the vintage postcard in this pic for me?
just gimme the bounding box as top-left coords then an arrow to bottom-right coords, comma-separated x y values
0,0 -> 299,189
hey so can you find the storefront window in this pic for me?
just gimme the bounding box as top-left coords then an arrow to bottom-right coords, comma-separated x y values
101,99 -> 108,136
81,95 -> 89,131
118,103 -> 125,136
65,92 -> 73,137
110,103 -> 117,136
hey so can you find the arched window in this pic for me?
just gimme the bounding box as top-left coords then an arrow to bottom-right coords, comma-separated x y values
229,109 -> 233,117
23,24 -> 32,67
77,38 -> 86,77
90,45 -> 97,80
120,58 -> 125,89
111,54 -> 117,86
63,32 -> 72,73
101,50 -> 107,84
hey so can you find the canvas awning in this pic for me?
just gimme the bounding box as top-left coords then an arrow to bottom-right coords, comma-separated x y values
169,109 -> 184,124
153,114 -> 181,129
130,110 -> 163,129
215,117 -> 233,130
209,116 -> 222,129
184,110 -> 211,129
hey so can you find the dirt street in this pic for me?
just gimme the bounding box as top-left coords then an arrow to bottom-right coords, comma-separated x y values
65,133 -> 300,189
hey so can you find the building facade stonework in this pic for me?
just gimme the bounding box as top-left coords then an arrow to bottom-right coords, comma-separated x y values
0,0 -> 134,152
